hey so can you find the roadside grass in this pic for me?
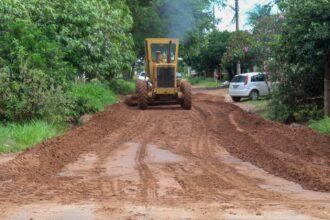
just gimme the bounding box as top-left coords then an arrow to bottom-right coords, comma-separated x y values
188,76 -> 221,88
108,79 -> 135,95
0,79 -> 134,154
70,81 -> 118,116
0,121 -> 66,153
244,98 -> 270,109
241,98 -> 271,119
309,117 -> 330,135
71,79 -> 135,116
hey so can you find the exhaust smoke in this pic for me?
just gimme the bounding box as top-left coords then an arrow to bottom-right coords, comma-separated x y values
156,0 -> 197,41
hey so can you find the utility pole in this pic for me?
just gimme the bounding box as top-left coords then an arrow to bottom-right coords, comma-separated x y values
235,0 -> 239,32
213,4 -> 216,30
235,0 -> 241,75
325,57 -> 330,117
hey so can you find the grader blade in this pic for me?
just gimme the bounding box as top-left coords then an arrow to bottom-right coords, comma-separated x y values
125,94 -> 138,106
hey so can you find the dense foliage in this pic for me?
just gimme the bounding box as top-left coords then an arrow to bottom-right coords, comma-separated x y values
222,31 -> 258,78
0,0 -> 135,123
0,0 -> 225,124
217,0 -> 330,122
269,0 -> 330,122
1,0 -> 328,126
189,30 -> 231,76
221,3 -> 283,79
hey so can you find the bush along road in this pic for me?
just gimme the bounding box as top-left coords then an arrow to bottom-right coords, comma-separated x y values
0,80 -> 135,153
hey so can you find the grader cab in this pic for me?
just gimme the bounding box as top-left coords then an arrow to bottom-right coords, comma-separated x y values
135,38 -> 192,110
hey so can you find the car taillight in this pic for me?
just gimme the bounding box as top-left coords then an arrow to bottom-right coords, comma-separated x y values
244,76 -> 249,85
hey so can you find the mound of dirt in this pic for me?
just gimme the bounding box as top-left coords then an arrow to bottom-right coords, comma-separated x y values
227,107 -> 330,191
0,103 -> 139,184
0,92 -> 329,212
193,93 -> 330,192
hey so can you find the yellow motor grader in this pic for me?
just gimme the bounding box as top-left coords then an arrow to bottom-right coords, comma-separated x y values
127,38 -> 192,110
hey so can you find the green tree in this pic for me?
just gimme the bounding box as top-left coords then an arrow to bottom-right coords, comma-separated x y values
222,31 -> 258,79
247,3 -> 283,65
269,0 -> 330,121
0,2 -> 74,122
0,0 -> 136,122
187,30 -> 231,76
247,3 -> 273,27
30,0 -> 135,80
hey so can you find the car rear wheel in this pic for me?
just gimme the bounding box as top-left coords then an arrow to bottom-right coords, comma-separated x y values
249,90 -> 259,100
232,97 -> 241,102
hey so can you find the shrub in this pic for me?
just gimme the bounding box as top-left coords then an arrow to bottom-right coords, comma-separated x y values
0,67 -> 73,123
70,82 -> 117,117
269,63 -> 324,123
107,79 -> 135,95
0,15 -> 75,123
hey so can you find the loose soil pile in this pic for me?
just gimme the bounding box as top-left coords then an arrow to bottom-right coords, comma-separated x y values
0,92 -> 330,219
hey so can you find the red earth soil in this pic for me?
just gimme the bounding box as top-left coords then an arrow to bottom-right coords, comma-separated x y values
0,91 -> 329,219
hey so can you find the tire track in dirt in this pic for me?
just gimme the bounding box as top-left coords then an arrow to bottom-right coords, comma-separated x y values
190,93 -> 330,219
194,93 -> 330,192
1,92 -> 330,219
0,104 -> 151,203
86,110 -> 155,200
136,142 -> 158,200
157,103 -> 259,204
190,105 -> 235,195
133,111 -> 170,202
57,110 -> 152,201
192,100 -> 273,201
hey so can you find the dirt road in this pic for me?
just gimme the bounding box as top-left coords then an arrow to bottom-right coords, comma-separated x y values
1,89 -> 330,219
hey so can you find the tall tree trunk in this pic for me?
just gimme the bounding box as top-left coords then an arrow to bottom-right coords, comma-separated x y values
227,68 -> 234,81
325,57 -> 330,117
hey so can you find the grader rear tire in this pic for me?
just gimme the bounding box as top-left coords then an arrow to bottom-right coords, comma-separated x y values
181,81 -> 192,110
137,80 -> 148,109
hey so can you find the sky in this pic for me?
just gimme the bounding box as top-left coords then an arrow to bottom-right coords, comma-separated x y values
215,0 -> 279,32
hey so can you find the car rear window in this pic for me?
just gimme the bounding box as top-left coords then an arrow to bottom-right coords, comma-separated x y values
251,74 -> 265,82
231,75 -> 245,83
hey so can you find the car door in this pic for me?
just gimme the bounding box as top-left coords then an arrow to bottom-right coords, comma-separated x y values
257,74 -> 269,96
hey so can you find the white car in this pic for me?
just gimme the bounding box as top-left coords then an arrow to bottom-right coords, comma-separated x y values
229,72 -> 270,102
176,72 -> 183,79
138,72 -> 146,80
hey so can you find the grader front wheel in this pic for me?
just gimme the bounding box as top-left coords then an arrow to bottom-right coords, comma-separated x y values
181,81 -> 192,110
137,80 -> 148,110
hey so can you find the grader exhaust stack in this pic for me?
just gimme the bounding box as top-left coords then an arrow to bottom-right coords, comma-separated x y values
126,38 -> 192,110
167,40 -> 172,64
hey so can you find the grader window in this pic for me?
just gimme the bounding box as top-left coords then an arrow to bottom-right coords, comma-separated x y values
151,44 -> 176,63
